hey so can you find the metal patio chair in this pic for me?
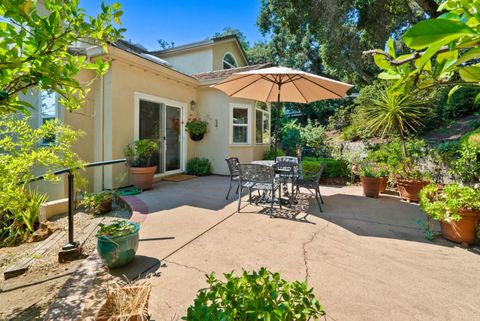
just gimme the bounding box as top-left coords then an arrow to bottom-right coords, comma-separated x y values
237,164 -> 281,217
225,157 -> 240,200
295,163 -> 326,212
274,156 -> 301,203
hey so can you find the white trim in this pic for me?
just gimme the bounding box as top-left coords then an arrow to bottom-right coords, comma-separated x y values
134,92 -> 187,176
255,103 -> 271,145
222,52 -> 237,69
229,103 -> 252,145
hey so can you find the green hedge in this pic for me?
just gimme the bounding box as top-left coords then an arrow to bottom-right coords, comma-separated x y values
186,157 -> 211,176
301,157 -> 351,178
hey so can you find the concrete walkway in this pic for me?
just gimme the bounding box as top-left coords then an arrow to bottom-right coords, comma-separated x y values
116,175 -> 480,321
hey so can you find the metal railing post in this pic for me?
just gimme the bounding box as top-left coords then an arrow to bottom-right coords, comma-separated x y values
62,170 -> 79,250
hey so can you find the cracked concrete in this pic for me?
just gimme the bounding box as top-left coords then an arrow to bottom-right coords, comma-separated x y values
115,176 -> 480,321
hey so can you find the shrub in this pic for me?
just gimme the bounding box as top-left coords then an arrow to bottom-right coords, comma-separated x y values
302,157 -> 351,178
280,120 -> 302,155
451,143 -> 480,185
124,139 -> 159,167
263,147 -> 285,160
0,115 -> 83,247
183,268 -> 325,321
80,191 -> 116,215
419,184 -> 480,222
300,119 -> 326,157
187,158 -> 211,176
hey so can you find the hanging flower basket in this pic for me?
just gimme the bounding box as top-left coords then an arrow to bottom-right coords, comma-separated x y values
185,116 -> 208,141
189,132 -> 204,141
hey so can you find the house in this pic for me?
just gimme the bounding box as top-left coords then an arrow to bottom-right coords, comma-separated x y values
26,35 -> 272,201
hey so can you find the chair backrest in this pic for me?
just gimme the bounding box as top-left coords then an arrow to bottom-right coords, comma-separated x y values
275,156 -> 299,164
225,157 -> 240,175
238,164 -> 275,184
302,163 -> 326,184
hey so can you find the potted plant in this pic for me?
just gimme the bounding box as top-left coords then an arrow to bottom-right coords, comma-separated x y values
419,184 -> 480,245
377,163 -> 389,193
80,191 -> 116,215
96,220 -> 140,268
124,139 -> 159,190
395,158 -> 431,202
359,161 -> 382,198
185,116 -> 208,141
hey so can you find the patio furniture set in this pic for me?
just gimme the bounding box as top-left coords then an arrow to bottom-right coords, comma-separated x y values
225,156 -> 325,217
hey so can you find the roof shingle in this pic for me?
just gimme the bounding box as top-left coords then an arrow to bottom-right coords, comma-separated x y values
192,63 -> 273,81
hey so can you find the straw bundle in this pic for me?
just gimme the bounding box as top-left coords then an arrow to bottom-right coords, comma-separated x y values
95,278 -> 151,321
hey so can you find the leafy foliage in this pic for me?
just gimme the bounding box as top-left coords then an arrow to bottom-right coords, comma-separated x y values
186,158 -> 211,176
183,268 -> 325,321
302,157 -> 351,179
80,191 -> 115,215
419,183 -> 480,222
0,115 -> 83,246
280,120 -> 302,155
97,220 -> 137,238
451,143 -> 480,185
299,120 -> 326,157
0,0 -> 124,114
185,116 -> 208,136
124,140 -> 159,167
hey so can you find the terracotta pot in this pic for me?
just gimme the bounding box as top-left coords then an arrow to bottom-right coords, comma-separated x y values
189,132 -> 204,141
396,179 -> 429,202
360,176 -> 381,198
379,176 -> 388,193
440,209 -> 480,245
129,166 -> 157,190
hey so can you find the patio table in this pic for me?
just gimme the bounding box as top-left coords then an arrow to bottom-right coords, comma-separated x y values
250,160 -> 297,205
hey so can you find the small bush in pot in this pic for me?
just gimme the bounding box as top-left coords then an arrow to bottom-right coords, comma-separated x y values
185,116 -> 208,141
359,161 -> 382,198
124,139 -> 159,190
419,184 -> 480,245
186,157 -> 211,176
395,158 -> 431,202
183,267 -> 325,321
80,191 -> 116,215
96,220 -> 140,268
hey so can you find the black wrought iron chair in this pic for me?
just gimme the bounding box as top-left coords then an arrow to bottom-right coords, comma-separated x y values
225,157 -> 240,200
237,164 -> 281,217
295,163 -> 326,212
274,156 -> 300,203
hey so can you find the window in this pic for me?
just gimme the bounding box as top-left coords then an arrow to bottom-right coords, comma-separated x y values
255,103 -> 270,144
223,53 -> 237,69
230,104 -> 251,144
39,90 -> 58,145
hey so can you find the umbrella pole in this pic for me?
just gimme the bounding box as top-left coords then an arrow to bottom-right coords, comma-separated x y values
274,84 -> 281,159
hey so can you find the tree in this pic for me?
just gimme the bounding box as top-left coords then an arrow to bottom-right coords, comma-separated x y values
365,0 -> 480,98
0,0 -> 124,114
157,38 -> 174,50
257,0 -> 439,86
213,27 -> 250,51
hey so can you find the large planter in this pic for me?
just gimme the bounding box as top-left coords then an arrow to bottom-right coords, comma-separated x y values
189,132 -> 205,141
440,209 -> 480,245
129,166 -> 157,190
397,179 -> 429,202
379,177 -> 388,193
360,176 -> 381,198
97,222 -> 140,268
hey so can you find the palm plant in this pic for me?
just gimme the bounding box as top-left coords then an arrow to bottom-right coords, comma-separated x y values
363,89 -> 427,158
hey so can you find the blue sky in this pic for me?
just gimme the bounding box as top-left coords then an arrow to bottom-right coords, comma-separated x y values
80,0 -> 267,51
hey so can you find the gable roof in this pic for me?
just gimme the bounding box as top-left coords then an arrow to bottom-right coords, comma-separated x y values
112,39 -> 174,69
149,35 -> 249,65
192,63 -> 272,82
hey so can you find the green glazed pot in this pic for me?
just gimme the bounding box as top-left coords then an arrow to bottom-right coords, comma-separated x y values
96,222 -> 140,268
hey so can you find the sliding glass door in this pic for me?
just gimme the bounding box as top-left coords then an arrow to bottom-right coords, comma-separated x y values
138,99 -> 182,174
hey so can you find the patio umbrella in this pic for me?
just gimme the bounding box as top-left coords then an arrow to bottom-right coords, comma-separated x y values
212,66 -> 353,157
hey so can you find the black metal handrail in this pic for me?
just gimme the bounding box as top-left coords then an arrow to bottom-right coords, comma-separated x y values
27,158 -> 127,251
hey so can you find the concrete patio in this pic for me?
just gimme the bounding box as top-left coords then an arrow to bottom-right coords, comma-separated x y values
115,175 -> 479,321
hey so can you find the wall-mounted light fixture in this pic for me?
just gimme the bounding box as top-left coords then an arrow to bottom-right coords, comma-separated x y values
215,119 -> 218,128
190,100 -> 197,111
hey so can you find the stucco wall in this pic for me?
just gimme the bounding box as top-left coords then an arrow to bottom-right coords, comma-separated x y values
160,47 -> 213,75
107,58 -> 197,188
212,41 -> 247,71
197,87 -> 269,175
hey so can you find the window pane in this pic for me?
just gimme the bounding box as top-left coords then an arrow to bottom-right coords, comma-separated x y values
233,126 -> 247,143
40,91 -> 56,117
256,110 -> 262,143
223,53 -> 237,69
263,113 -> 270,143
233,108 -> 248,124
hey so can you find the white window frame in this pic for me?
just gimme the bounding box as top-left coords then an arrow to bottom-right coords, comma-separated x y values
38,90 -> 60,145
223,52 -> 237,69
255,104 -> 271,145
229,103 -> 252,145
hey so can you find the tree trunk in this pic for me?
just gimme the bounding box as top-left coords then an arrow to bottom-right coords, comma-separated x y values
413,0 -> 441,18
399,131 -> 408,159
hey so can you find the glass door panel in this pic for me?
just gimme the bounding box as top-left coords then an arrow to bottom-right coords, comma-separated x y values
139,100 -> 164,174
165,105 -> 181,172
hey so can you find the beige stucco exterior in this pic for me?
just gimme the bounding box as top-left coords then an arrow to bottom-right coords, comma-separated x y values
29,38 -> 269,201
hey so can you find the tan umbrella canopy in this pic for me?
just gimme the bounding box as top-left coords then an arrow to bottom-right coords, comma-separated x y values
212,66 -> 353,157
